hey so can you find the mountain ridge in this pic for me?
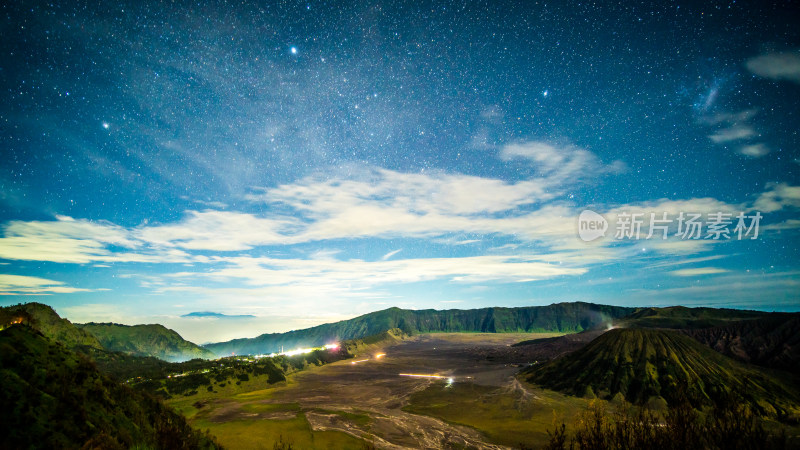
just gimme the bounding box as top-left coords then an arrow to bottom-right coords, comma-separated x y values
77,322 -> 216,362
204,302 -> 635,356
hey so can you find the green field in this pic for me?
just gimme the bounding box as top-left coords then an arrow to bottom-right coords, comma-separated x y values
191,411 -> 366,450
403,379 -> 592,448
168,384 -> 370,449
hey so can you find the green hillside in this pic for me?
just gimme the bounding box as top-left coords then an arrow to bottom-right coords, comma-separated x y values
524,328 -> 800,419
204,302 -> 634,356
0,324 -> 219,449
78,322 -> 216,362
0,302 -> 102,349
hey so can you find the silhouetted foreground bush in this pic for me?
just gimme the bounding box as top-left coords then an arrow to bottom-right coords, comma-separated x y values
539,395 -> 789,450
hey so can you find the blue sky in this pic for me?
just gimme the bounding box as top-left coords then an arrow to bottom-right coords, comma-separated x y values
1,1 -> 799,343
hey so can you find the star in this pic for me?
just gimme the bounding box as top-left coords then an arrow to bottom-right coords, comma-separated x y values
102,122 -> 110,129
290,47 -> 298,55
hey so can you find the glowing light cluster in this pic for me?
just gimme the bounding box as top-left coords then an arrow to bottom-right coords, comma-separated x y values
399,373 -> 447,379
253,342 -> 340,359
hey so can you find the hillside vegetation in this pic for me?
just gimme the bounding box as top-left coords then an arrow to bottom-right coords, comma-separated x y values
205,302 -> 634,356
78,322 -> 216,362
524,328 -> 800,420
0,302 -> 102,349
0,324 -> 219,449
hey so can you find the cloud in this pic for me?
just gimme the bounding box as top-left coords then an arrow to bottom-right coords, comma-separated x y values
700,109 -> 758,126
702,109 -> 770,155
166,254 -> 587,293
762,219 -> 800,231
0,216 -> 135,263
738,143 -> 770,157
381,249 -> 402,260
259,166 -> 555,217
669,267 -> 729,277
0,274 -> 92,295
0,143 -> 629,261
746,50 -> 800,83
135,210 -> 296,251
753,183 -> 800,212
0,216 -> 197,264
499,141 -> 626,178
708,124 -> 756,143
0,143 -> 791,312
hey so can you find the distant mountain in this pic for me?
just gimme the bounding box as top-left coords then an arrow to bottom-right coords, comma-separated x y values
685,313 -> 800,371
0,324 -> 218,449
181,311 -> 255,318
616,305 -> 766,329
78,322 -> 216,362
204,302 -> 635,356
524,328 -> 799,418
0,302 -> 102,350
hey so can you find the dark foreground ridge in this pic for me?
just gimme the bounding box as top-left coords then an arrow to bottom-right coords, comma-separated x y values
0,323 -> 219,449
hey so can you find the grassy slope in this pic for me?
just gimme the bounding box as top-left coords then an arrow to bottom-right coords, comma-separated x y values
404,381 -> 590,448
524,328 -> 800,419
78,322 -> 216,362
205,302 -> 635,356
0,324 -> 218,449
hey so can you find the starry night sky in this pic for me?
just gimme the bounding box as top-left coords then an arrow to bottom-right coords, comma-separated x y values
1,0 -> 799,342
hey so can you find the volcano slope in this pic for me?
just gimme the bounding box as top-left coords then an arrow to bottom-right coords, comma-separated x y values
524,328 -> 800,419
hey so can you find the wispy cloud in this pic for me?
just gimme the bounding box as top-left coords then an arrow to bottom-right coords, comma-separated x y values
669,267 -> 729,277
381,249 -> 402,260
746,50 -> 800,83
0,274 -> 93,295
753,183 -> 800,213
499,141 -> 626,178
0,216 -> 196,264
165,254 -> 587,292
708,124 -> 756,143
739,143 -> 770,157
702,109 -> 769,158
0,142 -> 797,314
135,210 -> 296,251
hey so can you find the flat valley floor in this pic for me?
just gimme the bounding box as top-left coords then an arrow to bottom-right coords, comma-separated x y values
168,332 -> 593,449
